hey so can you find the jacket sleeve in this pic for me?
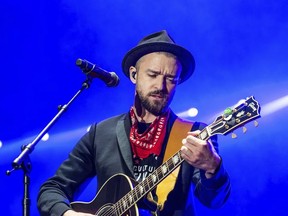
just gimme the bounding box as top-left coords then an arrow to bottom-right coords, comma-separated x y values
37,124 -> 97,216
192,122 -> 231,208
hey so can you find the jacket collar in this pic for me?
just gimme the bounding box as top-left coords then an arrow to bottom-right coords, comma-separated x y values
116,113 -> 134,177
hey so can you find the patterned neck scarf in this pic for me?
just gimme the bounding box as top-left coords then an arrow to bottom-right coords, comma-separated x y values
129,107 -> 170,159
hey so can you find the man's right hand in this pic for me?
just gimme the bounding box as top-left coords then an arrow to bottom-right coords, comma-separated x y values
63,210 -> 94,216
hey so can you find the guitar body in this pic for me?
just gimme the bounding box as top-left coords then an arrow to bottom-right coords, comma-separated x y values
71,173 -> 139,216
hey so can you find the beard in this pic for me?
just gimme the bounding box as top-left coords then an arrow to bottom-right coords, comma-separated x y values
137,89 -> 173,116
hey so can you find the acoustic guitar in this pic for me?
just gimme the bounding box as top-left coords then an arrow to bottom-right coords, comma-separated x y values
71,96 -> 261,216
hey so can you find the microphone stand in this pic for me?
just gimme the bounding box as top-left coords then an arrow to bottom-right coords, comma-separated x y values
6,78 -> 92,216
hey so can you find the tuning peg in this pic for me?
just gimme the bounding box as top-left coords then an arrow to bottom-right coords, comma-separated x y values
254,121 -> 259,127
242,126 -> 247,133
232,133 -> 237,139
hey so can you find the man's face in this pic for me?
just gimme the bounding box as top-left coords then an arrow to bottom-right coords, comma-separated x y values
134,52 -> 182,116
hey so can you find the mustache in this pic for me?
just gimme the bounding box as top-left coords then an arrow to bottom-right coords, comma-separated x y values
148,90 -> 167,97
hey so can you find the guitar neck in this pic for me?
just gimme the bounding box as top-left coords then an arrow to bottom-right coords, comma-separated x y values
114,127 -> 211,215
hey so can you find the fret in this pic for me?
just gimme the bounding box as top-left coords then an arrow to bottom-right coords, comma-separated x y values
135,184 -> 144,199
127,193 -> 133,206
132,187 -> 139,201
167,158 -> 175,171
156,166 -> 164,180
119,198 -> 125,214
121,193 -> 133,214
155,170 -> 160,182
142,180 -> 150,193
114,202 -> 120,216
131,188 -> 137,201
116,199 -> 121,214
147,175 -> 154,188
151,174 -> 157,184
116,205 -> 120,216
122,197 -> 128,209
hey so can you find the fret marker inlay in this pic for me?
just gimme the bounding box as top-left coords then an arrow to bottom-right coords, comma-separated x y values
172,155 -> 179,164
161,165 -> 168,174
151,174 -> 157,183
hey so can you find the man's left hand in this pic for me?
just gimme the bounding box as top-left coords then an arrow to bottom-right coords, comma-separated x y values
181,131 -> 221,179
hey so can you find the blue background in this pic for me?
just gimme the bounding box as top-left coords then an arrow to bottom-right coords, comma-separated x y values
1,1 -> 287,215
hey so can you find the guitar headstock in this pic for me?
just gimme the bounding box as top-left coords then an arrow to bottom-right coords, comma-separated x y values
208,96 -> 261,137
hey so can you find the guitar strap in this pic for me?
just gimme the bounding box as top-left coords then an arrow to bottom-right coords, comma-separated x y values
155,117 -> 193,207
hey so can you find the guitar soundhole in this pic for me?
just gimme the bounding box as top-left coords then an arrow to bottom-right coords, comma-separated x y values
97,204 -> 116,216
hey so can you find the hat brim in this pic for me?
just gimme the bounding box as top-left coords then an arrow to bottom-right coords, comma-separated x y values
122,42 -> 195,84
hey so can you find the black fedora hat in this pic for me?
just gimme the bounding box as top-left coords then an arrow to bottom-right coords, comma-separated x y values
122,30 -> 195,84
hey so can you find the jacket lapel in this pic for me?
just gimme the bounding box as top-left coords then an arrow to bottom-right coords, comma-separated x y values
116,114 -> 134,177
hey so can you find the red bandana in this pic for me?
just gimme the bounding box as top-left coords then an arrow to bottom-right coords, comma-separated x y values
129,107 -> 170,159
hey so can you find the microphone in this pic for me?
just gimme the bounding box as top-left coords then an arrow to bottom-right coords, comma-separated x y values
76,58 -> 120,87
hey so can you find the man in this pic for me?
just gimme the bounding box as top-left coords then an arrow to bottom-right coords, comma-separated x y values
37,30 -> 230,216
